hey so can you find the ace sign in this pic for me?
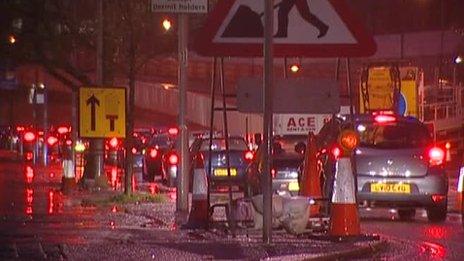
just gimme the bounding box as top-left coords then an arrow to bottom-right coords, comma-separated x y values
274,114 -> 332,135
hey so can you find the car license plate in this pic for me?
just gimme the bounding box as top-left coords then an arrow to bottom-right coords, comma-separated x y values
288,182 -> 300,192
214,168 -> 237,176
370,183 -> 411,193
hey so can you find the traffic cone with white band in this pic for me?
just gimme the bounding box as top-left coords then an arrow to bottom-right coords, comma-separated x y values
329,129 -> 361,237
185,154 -> 209,229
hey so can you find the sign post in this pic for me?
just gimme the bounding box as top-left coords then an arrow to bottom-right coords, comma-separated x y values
194,0 -> 376,243
262,0 -> 274,244
151,0 -> 208,224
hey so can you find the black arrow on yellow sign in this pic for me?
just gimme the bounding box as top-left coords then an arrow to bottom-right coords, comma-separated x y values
86,94 -> 100,131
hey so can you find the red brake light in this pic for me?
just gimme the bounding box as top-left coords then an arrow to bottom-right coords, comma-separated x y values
65,140 -> 72,146
431,194 -> 446,203
47,136 -> 58,146
131,148 -> 137,154
168,153 -> 179,165
57,126 -> 69,134
331,146 -> 341,160
374,115 -> 396,123
149,148 -> 158,158
428,146 -> 445,166
109,137 -> 118,148
24,132 -> 36,142
244,151 -> 254,161
26,152 -> 33,160
168,127 -> 179,136
16,126 -> 25,132
271,168 -> 276,178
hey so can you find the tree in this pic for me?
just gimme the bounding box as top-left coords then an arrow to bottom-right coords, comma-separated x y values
106,0 -> 177,194
1,0 -> 177,194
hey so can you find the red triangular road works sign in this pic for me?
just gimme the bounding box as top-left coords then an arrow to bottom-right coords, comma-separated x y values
195,0 -> 376,57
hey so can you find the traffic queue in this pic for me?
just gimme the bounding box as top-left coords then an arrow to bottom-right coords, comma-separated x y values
3,110 -> 460,226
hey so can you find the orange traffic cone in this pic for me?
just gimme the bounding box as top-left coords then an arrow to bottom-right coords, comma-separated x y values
185,154 -> 209,229
329,156 -> 360,237
300,132 -> 322,216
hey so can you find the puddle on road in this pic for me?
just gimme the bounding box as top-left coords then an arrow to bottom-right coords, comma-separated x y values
423,225 -> 449,240
419,241 -> 446,259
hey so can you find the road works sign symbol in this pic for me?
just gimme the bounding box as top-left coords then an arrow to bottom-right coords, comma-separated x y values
86,95 -> 100,131
79,87 -> 126,138
195,0 -> 376,57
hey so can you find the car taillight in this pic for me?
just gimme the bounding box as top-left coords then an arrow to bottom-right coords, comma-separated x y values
131,148 -> 137,154
24,132 -> 36,142
374,114 -> 396,123
168,127 -> 179,136
331,146 -> 341,160
65,140 -> 72,146
109,137 -> 118,148
427,146 -> 445,166
271,168 -> 276,178
26,152 -> 33,160
168,153 -> 179,165
244,151 -> 254,161
149,148 -> 158,158
57,126 -> 69,134
47,136 -> 58,146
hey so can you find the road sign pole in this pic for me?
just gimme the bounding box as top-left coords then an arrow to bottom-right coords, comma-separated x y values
87,0 -> 105,182
42,86 -> 48,166
177,13 -> 190,221
262,0 -> 274,244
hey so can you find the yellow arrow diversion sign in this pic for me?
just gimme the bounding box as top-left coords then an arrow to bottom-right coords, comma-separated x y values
79,87 -> 126,138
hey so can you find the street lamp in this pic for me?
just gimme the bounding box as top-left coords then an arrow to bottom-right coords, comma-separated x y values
162,18 -> 172,32
455,55 -> 463,64
8,35 -> 16,45
290,64 -> 300,73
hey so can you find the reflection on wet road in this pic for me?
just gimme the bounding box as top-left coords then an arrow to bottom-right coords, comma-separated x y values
360,208 -> 464,260
0,153 -> 99,257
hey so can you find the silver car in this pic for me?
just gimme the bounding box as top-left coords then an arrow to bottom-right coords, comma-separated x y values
318,113 -> 448,222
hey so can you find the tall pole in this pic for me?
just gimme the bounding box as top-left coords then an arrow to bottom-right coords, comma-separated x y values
42,85 -> 48,166
88,0 -> 105,181
262,0 -> 274,244
176,13 -> 190,221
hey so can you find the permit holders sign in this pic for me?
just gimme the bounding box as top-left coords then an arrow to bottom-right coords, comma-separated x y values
79,87 -> 126,138
274,114 -> 332,135
151,0 -> 208,14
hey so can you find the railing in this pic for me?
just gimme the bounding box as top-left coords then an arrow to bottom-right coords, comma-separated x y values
419,84 -> 464,159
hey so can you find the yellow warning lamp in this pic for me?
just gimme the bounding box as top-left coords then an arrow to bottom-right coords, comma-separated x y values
337,129 -> 359,157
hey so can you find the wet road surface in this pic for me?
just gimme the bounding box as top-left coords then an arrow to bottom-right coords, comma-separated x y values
1,149 -> 463,260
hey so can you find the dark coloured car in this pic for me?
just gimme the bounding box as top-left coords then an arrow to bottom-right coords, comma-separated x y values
246,136 -> 306,197
317,112 -> 448,222
189,136 -> 254,193
144,128 -> 178,182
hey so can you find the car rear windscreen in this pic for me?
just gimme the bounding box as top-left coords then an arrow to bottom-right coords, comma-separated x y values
357,122 -> 432,149
200,138 -> 248,151
273,158 -> 303,169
